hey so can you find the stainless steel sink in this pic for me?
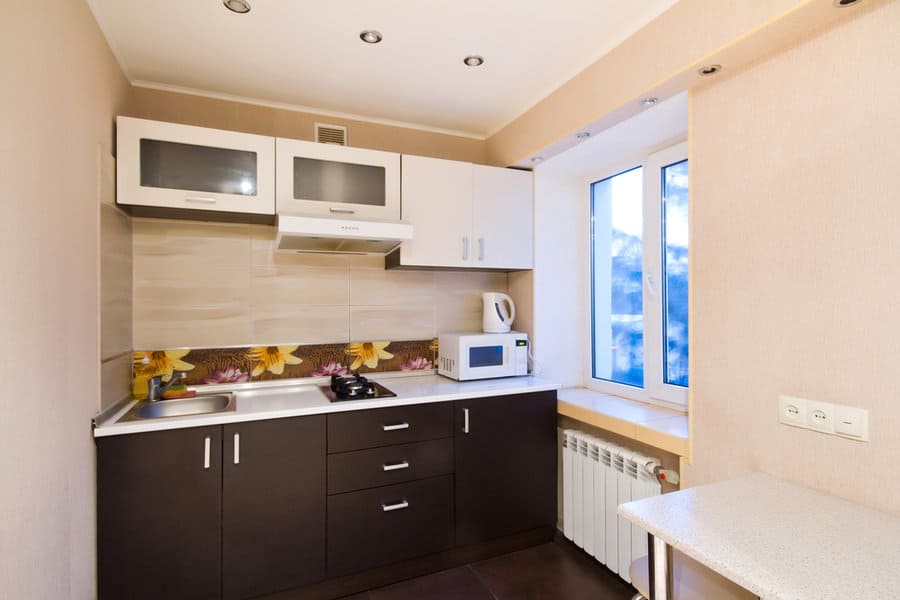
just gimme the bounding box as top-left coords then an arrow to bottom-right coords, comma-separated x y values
121,394 -> 235,421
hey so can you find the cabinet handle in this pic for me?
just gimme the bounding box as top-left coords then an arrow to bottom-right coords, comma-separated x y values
382,461 -> 410,472
478,237 -> 485,261
463,408 -> 470,434
329,207 -> 355,214
462,236 -> 469,260
382,500 -> 409,512
233,433 -> 240,465
185,196 -> 217,204
203,436 -> 211,469
382,422 -> 410,431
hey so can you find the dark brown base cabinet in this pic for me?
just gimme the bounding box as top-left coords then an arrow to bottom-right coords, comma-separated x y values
97,390 -> 556,599
96,416 -> 326,600
454,391 -> 558,546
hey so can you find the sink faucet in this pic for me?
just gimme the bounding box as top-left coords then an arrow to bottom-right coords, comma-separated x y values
147,372 -> 187,402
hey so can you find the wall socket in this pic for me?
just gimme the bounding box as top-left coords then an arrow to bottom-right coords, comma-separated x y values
778,395 -> 869,441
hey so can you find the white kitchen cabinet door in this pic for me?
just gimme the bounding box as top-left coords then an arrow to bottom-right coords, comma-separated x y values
116,116 -> 275,216
275,137 -> 400,221
399,155 -> 474,267
472,165 -> 533,269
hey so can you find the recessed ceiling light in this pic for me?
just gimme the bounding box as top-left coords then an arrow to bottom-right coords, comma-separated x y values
531,156 -> 544,164
833,0 -> 862,6
640,97 -> 659,107
575,131 -> 591,140
359,30 -> 383,44
463,55 -> 485,67
223,0 -> 251,14
698,64 -> 722,76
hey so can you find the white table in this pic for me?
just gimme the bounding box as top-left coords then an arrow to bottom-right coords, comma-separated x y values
618,472 -> 900,600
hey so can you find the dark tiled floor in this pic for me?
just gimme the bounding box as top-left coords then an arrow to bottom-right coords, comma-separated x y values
343,541 -> 637,600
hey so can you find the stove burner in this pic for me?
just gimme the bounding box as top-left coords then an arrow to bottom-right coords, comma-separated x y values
325,374 -> 396,402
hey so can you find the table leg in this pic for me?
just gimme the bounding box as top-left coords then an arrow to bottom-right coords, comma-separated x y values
647,533 -> 673,600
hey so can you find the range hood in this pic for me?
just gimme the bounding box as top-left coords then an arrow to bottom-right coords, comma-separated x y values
275,215 -> 413,255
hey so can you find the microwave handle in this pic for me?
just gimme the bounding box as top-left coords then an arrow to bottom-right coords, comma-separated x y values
329,207 -> 355,215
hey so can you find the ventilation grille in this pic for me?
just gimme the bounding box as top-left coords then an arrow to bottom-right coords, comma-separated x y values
315,122 -> 348,145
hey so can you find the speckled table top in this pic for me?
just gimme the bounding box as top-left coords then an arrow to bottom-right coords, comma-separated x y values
619,472 -> 900,600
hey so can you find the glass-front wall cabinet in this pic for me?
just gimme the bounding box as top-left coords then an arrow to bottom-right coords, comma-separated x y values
117,117 -> 275,216
276,138 -> 400,221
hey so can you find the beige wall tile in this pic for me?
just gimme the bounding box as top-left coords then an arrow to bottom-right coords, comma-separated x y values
133,218 -> 253,268
350,269 -> 435,305
100,353 -> 132,411
252,305 -> 349,345
100,203 -> 132,358
251,265 -> 348,305
350,304 -> 435,341
133,303 -> 252,349
435,271 -> 507,333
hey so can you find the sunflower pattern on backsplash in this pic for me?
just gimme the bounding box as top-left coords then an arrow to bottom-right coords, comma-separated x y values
130,339 -> 439,396
132,350 -> 195,399
345,341 -> 394,370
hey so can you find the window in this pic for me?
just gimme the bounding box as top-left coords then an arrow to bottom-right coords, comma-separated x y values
589,142 -> 688,407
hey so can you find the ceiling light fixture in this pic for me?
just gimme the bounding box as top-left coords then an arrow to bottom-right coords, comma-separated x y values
833,0 -> 861,6
698,64 -> 722,77
463,55 -> 485,67
359,30 -> 383,44
575,131 -> 591,140
531,156 -> 544,164
223,0 -> 251,14
641,97 -> 659,107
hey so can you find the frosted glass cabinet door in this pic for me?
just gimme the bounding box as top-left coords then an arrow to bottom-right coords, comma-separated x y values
117,116 -> 275,216
276,138 -> 400,221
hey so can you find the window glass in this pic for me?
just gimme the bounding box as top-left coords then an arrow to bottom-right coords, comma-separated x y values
590,167 -> 644,388
661,160 -> 689,387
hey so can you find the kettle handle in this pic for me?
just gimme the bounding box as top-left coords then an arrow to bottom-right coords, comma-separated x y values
498,293 -> 516,325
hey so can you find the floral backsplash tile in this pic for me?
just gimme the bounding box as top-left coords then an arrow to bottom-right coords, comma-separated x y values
132,339 -> 438,398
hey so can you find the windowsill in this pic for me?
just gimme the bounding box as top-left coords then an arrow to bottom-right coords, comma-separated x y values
557,387 -> 689,457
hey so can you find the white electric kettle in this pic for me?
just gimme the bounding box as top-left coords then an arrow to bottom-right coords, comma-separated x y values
482,292 -> 516,333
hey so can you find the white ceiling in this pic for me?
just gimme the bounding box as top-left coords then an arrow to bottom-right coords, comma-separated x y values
87,0 -> 678,138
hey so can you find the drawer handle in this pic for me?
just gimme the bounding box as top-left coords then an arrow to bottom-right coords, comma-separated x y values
382,500 -> 409,512
382,461 -> 410,472
203,436 -> 211,470
382,422 -> 410,431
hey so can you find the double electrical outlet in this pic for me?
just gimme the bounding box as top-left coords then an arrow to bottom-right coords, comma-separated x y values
778,395 -> 869,441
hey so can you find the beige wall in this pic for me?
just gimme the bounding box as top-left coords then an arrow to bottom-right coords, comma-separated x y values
0,0 -> 130,598
686,2 -> 900,514
127,87 -> 487,164
132,219 -> 506,349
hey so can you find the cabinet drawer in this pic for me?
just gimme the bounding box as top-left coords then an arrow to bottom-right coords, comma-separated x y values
327,475 -> 454,577
328,403 -> 453,453
328,438 -> 453,495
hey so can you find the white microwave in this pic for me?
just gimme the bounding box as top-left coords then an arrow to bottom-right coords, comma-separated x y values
438,332 -> 529,381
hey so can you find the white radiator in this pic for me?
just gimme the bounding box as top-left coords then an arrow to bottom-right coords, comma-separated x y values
562,429 -> 661,583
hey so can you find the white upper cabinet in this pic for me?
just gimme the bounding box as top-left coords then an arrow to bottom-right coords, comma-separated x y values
116,117 -> 275,219
276,138 -> 400,221
472,164 -> 533,270
393,155 -> 533,270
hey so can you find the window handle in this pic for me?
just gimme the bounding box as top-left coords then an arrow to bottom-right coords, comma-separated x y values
645,273 -> 658,297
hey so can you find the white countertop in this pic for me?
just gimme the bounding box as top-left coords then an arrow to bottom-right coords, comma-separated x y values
94,374 -> 560,438
618,472 -> 900,600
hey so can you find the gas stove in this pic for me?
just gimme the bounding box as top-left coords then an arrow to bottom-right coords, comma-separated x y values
321,374 -> 397,402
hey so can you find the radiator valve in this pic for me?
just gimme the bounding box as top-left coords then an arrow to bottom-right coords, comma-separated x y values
656,468 -> 680,485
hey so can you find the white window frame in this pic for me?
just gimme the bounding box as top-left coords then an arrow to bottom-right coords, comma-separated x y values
584,141 -> 688,409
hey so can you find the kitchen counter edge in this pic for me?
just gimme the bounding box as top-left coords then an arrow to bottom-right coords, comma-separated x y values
93,374 -> 561,438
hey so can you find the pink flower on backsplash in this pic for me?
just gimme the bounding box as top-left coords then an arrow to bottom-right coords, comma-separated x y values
400,356 -> 432,371
203,367 -> 250,384
310,361 -> 349,377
